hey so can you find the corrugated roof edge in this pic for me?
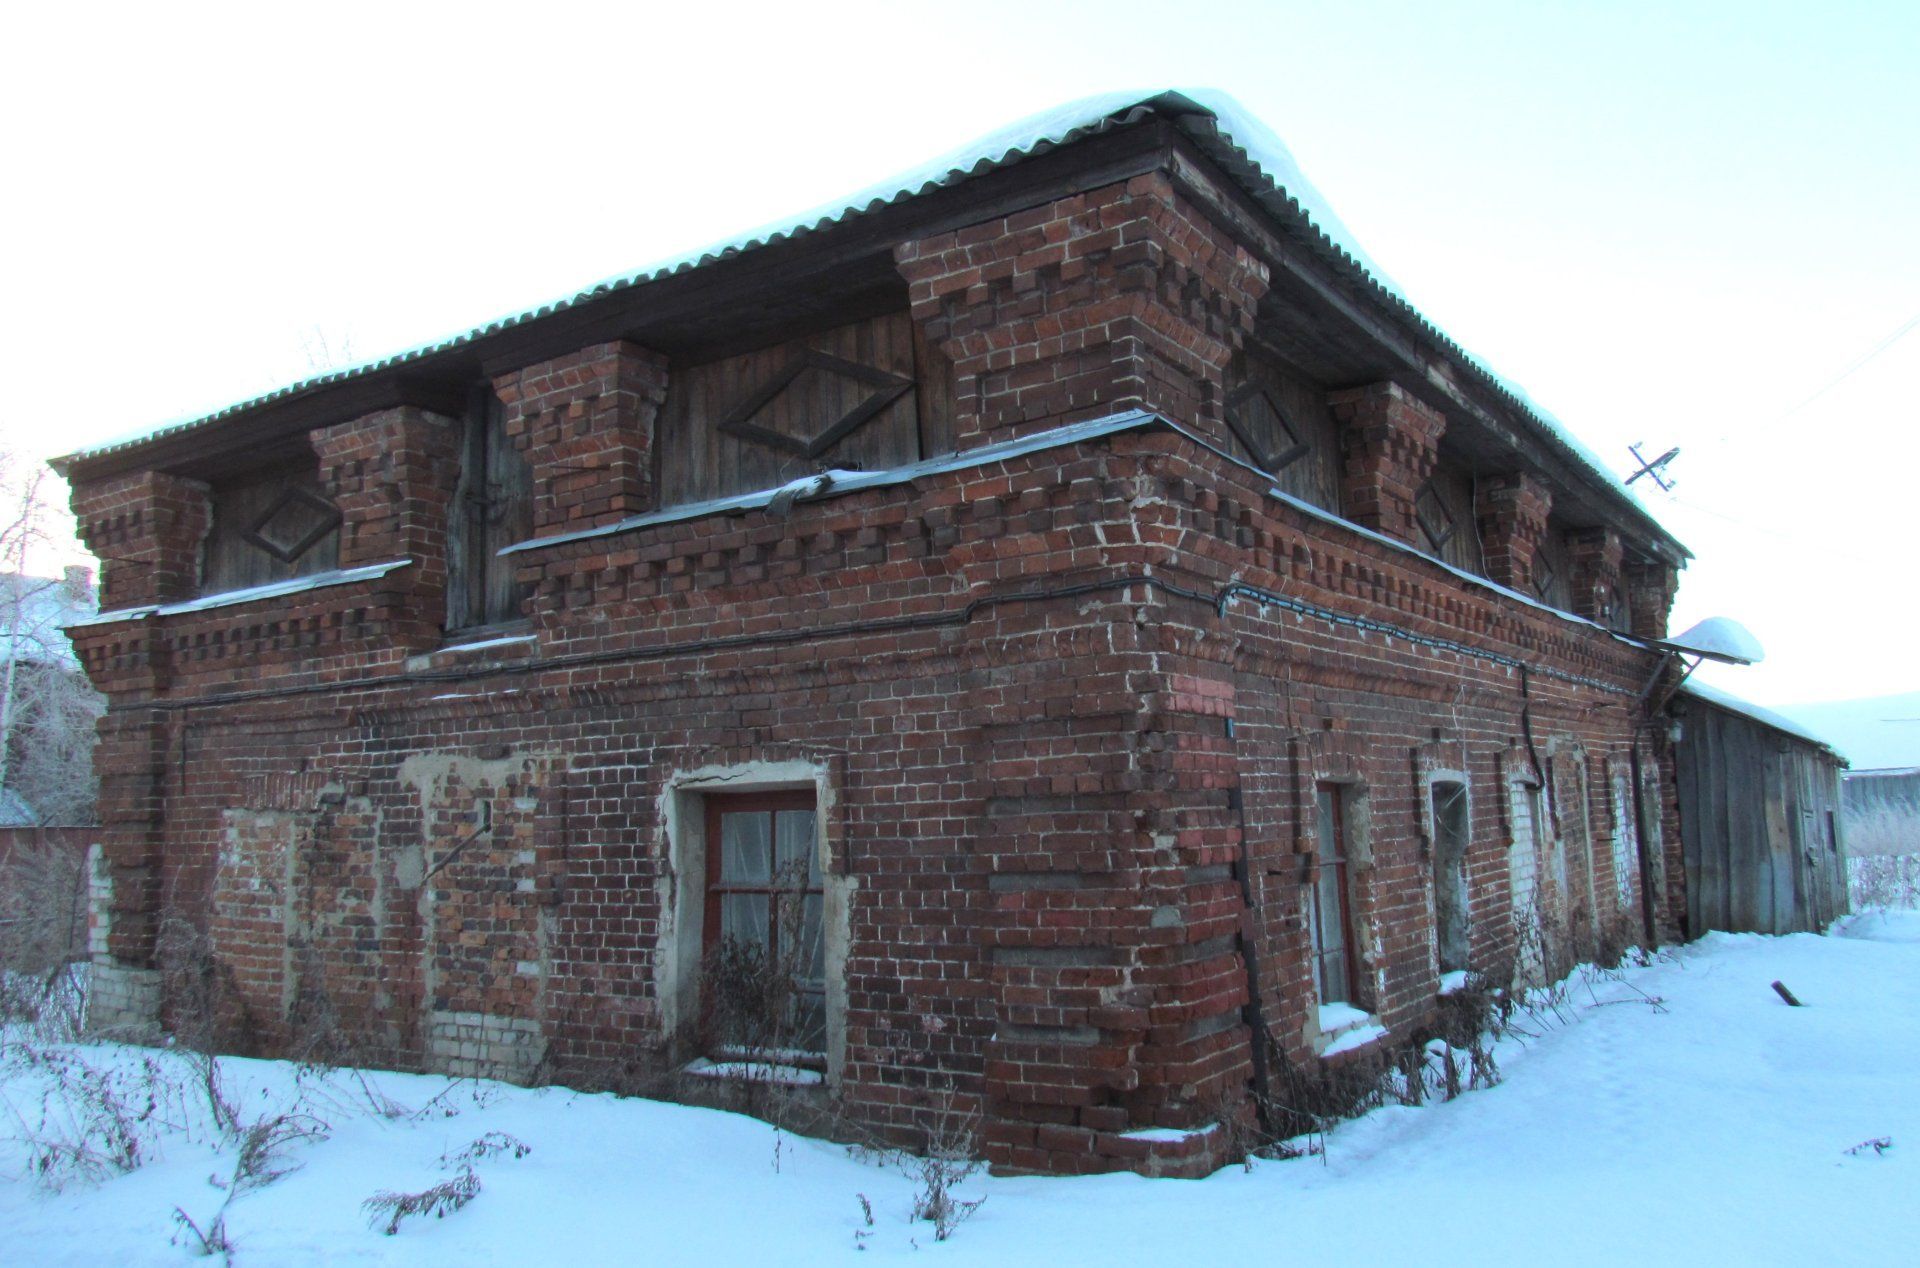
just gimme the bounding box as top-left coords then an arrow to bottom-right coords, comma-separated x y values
1679,679 -> 1847,763
50,88 -> 1685,559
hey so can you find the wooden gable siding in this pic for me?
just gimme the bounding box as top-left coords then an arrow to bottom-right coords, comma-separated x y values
655,311 -> 955,508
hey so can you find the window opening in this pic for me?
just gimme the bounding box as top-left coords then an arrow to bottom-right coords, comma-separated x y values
703,791 -> 825,1059
1310,783 -> 1360,1007
447,385 -> 533,632
1414,482 -> 1457,554
1431,780 -> 1470,974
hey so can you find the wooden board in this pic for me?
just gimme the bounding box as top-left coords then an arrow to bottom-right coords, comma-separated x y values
655,311 -> 946,507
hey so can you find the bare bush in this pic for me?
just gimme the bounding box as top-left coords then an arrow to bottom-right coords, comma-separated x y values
1850,852 -> 1920,911
1845,800 -> 1920,859
902,1081 -> 983,1242
363,1132 -> 530,1236
0,1046 -> 190,1189
0,834 -> 88,1036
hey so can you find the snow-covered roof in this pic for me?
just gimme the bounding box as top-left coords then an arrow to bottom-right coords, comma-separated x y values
1678,679 -> 1844,761
52,90 -> 1681,555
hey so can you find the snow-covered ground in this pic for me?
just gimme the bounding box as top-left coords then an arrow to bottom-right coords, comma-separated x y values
6,914 -> 1917,1266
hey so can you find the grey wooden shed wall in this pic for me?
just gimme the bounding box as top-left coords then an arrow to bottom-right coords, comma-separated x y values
1673,694 -> 1849,935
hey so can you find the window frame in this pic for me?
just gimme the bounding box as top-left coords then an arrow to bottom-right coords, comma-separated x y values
701,788 -> 826,1061
1310,782 -> 1363,1008
1429,778 -> 1472,975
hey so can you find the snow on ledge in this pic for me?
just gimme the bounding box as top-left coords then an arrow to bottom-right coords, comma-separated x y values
1117,1121 -> 1219,1143
1323,1024 -> 1391,1058
67,559 -> 412,628
1438,970 -> 1473,997
681,1057 -> 824,1087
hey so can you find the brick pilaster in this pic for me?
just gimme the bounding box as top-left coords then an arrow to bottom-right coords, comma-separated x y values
1328,382 -> 1446,545
1623,556 -> 1680,641
1567,527 -> 1626,626
493,341 -> 669,533
895,173 -> 1269,450
71,471 -> 210,611
1474,472 -> 1553,591
312,406 -> 461,645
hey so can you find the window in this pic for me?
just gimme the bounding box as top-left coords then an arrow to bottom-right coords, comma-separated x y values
1310,783 -> 1360,1007
200,455 -> 342,596
447,386 -> 533,633
703,791 -> 825,1056
1431,780 -> 1470,974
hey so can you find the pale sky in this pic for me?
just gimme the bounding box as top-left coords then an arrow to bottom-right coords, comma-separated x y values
3,0 -> 1915,716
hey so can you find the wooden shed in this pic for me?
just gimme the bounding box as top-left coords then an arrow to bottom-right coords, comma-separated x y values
1671,681 -> 1849,935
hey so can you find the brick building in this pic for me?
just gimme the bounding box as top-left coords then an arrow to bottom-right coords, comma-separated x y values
56,91 -> 1692,1176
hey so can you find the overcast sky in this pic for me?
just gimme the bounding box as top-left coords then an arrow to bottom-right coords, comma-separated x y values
3,0 -> 1914,715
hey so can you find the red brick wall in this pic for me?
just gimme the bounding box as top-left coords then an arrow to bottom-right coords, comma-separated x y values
494,341 -> 668,533
895,174 -> 1269,452
67,172 -> 1677,1178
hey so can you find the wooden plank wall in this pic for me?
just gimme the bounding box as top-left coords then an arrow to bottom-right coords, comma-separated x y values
1225,354 -> 1342,513
1675,697 -> 1849,935
655,311 -> 954,508
201,458 -> 341,595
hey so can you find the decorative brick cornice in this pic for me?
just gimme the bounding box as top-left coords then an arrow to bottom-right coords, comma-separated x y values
895,174 -> 1269,450
70,471 -> 210,610
494,341 -> 669,532
1328,381 -> 1446,545
1474,471 -> 1553,591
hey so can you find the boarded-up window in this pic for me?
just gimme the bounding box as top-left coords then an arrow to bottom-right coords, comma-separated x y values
1420,466 -> 1484,576
201,454 -> 341,596
655,311 -> 953,508
447,387 -> 533,632
1223,356 -> 1341,511
1532,524 -> 1573,611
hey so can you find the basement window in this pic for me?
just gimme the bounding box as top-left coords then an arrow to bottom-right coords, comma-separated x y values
1224,384 -> 1311,474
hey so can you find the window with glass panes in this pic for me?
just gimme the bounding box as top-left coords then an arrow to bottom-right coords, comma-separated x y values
1310,783 -> 1360,1006
703,792 -> 825,1055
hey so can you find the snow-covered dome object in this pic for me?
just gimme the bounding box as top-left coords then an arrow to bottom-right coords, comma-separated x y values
1664,617 -> 1764,665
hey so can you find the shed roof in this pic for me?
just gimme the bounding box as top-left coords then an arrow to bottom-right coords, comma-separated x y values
1679,679 -> 1846,763
52,89 -> 1684,559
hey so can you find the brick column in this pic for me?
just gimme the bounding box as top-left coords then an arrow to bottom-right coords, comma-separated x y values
1474,472 -> 1553,591
493,341 -> 669,534
1328,382 -> 1446,545
1567,527 -> 1626,626
71,471 -> 210,611
313,406 -> 461,645
1623,556 -> 1680,641
66,620 -> 173,1032
895,173 -> 1269,450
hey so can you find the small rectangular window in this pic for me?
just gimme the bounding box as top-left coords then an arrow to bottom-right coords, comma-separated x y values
703,791 -> 824,1057
1310,783 -> 1359,1006
1431,781 -> 1470,974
